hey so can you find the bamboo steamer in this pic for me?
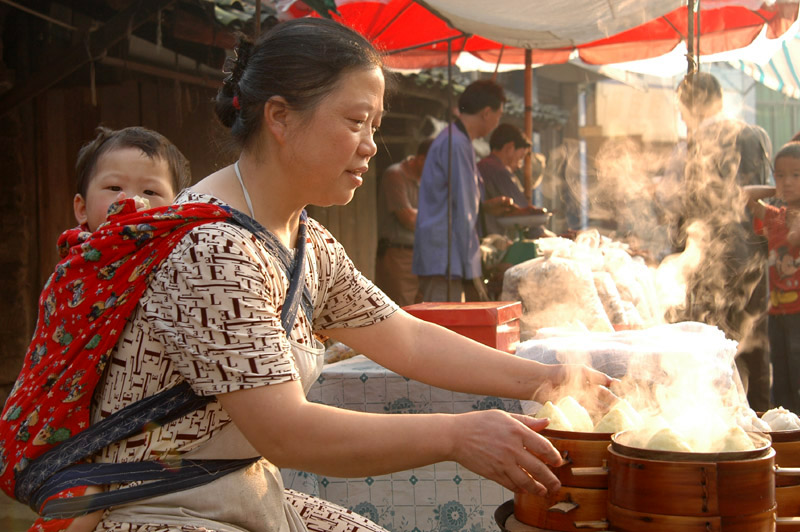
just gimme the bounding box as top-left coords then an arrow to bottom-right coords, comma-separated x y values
607,432 -> 777,532
514,487 -> 607,532
538,428 -> 612,489
773,429 -> 800,529
770,428 -> 800,487
514,428 -> 611,531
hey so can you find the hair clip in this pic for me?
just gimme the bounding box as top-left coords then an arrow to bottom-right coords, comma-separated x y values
222,55 -> 237,75
233,95 -> 241,110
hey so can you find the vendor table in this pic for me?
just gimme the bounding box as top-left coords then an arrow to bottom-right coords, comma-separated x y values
282,355 -> 523,532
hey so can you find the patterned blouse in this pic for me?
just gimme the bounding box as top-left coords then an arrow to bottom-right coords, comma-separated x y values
91,191 -> 398,465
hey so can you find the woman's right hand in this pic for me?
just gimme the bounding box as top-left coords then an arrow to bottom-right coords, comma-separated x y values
448,409 -> 562,496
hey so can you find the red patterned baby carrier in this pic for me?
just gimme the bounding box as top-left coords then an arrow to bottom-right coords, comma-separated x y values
0,198 -> 311,529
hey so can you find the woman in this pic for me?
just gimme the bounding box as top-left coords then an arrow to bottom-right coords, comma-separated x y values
34,18 -> 612,532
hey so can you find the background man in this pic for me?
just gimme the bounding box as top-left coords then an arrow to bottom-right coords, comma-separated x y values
375,138 -> 433,306
667,72 -> 773,411
478,122 -> 546,236
413,79 -> 514,302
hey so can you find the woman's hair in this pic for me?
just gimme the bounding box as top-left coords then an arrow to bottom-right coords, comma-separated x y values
215,18 -> 391,149
75,126 -> 191,197
775,141 -> 800,166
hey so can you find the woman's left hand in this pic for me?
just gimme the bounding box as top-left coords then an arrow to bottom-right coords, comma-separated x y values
533,363 -> 619,409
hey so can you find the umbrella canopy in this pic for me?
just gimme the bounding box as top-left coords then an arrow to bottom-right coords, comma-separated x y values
283,0 -> 799,68
733,29 -> 800,99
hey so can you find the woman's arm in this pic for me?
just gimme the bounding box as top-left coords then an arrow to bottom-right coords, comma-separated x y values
742,185 -> 775,220
218,378 -> 562,496
218,311 -> 613,498
326,310 -> 614,402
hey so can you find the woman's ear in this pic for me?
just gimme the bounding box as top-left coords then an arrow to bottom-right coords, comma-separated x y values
73,193 -> 88,226
264,96 -> 290,144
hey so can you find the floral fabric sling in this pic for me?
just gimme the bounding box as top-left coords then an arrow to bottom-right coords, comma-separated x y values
0,199 -> 311,526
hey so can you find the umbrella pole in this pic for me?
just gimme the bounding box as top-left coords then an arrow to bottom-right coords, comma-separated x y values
687,0 -> 697,75
446,39 -> 453,302
524,49 -> 533,203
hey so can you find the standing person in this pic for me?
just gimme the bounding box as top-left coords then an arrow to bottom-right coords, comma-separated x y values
744,141 -> 800,413
667,72 -> 773,411
375,137 -> 433,306
1,19 -> 614,532
413,80 -> 515,302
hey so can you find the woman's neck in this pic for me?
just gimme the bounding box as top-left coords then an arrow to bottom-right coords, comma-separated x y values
194,154 -> 305,248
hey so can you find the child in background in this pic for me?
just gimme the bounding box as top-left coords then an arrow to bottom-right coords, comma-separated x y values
745,141 -> 800,414
29,126 -> 190,532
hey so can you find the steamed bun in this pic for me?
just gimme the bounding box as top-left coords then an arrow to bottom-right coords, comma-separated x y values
718,426 -> 755,452
763,407 -> 800,431
593,405 -> 636,434
556,396 -> 594,432
732,407 -> 770,432
645,428 -> 693,452
611,398 -> 643,427
535,401 -> 574,431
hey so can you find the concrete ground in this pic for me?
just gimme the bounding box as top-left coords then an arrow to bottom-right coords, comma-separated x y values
0,496 -> 38,531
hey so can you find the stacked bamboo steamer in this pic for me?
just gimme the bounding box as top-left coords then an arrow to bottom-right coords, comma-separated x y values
514,428 -> 611,532
770,427 -> 800,531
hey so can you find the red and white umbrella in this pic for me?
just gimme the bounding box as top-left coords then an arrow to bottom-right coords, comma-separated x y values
275,0 -> 799,69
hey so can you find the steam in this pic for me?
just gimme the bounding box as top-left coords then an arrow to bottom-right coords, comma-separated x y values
510,116 -> 771,449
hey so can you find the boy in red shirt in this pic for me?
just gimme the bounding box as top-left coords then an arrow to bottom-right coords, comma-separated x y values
745,141 -> 800,413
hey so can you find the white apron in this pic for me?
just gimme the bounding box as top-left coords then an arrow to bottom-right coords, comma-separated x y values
100,338 -> 325,532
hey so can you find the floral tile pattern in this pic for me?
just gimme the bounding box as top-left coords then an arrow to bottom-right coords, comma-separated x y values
283,355 -> 523,532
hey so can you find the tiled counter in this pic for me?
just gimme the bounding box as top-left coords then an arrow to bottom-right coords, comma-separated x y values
283,355 -> 522,532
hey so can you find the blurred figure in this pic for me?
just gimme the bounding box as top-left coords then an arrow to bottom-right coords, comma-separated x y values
478,123 -> 546,236
666,72 -> 773,411
376,138 -> 433,306
541,138 -> 583,236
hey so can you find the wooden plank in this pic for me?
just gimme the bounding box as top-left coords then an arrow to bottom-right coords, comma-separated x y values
0,0 -> 177,117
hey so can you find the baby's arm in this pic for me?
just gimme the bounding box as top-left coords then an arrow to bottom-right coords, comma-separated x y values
742,185 -> 775,220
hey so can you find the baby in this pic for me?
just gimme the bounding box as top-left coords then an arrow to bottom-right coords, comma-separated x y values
33,126 -> 190,532
72,125 -> 191,231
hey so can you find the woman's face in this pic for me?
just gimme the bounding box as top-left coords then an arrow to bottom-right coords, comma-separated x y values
286,66 -> 385,207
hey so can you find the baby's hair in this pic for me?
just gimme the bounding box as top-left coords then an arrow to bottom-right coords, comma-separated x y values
75,126 -> 191,197
775,141 -> 800,167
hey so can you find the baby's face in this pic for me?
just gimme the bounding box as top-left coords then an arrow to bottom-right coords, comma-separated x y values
74,147 -> 176,231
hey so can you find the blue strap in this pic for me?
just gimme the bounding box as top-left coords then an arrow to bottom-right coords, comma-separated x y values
19,209 -> 312,518
229,208 -> 313,331
16,382 -> 211,506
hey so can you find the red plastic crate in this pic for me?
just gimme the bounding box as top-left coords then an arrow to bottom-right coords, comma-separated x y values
402,301 -> 522,353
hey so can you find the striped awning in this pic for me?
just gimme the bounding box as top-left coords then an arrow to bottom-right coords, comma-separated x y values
733,31 -> 800,99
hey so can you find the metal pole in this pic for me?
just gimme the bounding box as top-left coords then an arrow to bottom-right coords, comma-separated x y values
446,39 -> 453,302
696,0 -> 701,70
687,1 -> 694,73
524,49 -> 533,203
255,0 -> 261,37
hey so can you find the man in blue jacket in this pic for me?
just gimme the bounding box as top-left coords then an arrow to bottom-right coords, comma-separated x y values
413,79 -> 513,302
